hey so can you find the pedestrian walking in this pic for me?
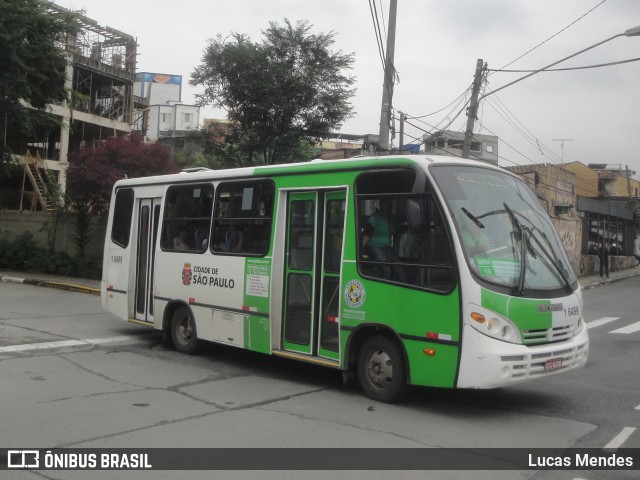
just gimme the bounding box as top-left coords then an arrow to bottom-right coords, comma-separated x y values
599,240 -> 610,278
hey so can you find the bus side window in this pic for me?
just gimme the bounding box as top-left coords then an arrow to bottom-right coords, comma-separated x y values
161,184 -> 214,252
355,170 -> 454,292
212,181 -> 274,256
111,188 -> 134,248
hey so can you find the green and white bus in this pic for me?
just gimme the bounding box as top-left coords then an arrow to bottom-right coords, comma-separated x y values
102,155 -> 589,402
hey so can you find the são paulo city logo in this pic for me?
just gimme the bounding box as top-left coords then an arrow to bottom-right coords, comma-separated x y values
345,279 -> 365,308
182,263 -> 193,286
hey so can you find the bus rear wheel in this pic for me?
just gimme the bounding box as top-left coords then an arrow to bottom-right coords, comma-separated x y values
357,335 -> 409,403
171,306 -> 199,355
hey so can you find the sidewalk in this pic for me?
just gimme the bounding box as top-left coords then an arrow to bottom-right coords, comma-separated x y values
0,270 -> 101,295
2,266 -> 639,296
578,265 -> 640,289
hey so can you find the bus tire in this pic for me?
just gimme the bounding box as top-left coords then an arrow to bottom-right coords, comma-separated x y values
171,305 -> 199,355
357,334 -> 409,403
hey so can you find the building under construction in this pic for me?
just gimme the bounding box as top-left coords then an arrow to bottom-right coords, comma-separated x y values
1,2 -> 145,211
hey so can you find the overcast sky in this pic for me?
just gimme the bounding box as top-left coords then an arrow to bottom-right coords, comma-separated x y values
53,0 -> 640,177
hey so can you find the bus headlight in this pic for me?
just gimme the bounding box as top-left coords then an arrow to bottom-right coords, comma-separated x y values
469,308 -> 520,344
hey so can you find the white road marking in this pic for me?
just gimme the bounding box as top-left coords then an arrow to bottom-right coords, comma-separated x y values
0,335 -> 141,353
586,317 -> 621,329
603,427 -> 637,451
609,321 -> 640,335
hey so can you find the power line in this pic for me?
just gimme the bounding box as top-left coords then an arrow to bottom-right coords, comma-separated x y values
408,87 -> 470,119
402,116 -> 591,198
483,95 -> 564,164
465,128 -> 592,198
492,0 -> 608,74
403,112 -> 595,199
369,0 -> 386,70
378,0 -> 387,39
488,56 -> 640,72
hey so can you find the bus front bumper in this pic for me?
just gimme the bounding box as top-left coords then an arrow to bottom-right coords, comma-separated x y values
456,324 -> 589,389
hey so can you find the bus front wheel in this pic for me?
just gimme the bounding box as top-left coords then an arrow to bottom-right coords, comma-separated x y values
357,335 -> 409,403
171,306 -> 199,355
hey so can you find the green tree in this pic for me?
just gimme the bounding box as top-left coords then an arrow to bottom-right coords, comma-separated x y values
190,19 -> 355,166
0,0 -> 77,172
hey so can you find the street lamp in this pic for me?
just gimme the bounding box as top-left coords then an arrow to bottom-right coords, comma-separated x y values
462,25 -> 640,158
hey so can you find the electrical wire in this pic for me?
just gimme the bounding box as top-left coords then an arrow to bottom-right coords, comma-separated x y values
408,87 -> 471,119
399,114 -> 601,199
406,89 -> 471,135
369,0 -> 386,70
402,115 -> 585,199
483,96 -> 563,164
492,0 -> 608,74
487,57 -> 640,73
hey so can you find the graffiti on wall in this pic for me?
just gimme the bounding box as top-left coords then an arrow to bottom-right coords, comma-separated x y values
556,219 -> 576,264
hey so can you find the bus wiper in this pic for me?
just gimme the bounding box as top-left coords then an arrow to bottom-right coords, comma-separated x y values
461,208 -> 485,228
503,203 -> 527,295
521,225 -> 572,290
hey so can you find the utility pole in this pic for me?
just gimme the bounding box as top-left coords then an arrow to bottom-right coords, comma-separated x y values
462,59 -> 485,159
377,0 -> 397,153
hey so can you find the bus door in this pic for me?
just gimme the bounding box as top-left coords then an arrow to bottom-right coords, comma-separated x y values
134,197 -> 161,324
283,190 -> 346,360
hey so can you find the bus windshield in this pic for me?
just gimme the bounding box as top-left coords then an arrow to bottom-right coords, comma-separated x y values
430,165 -> 576,293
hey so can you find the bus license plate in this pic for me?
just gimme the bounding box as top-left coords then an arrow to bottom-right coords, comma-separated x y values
545,357 -> 563,371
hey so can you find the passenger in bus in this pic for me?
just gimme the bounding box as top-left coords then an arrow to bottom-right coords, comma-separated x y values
195,228 -> 209,250
362,199 -> 406,282
173,228 -> 190,250
225,228 -> 245,253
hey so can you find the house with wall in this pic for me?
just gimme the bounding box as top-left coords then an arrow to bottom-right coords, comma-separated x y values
505,163 -> 583,274
587,164 -> 640,199
133,73 -> 199,141
564,162 -> 637,252
422,130 -> 499,164
561,161 -> 600,198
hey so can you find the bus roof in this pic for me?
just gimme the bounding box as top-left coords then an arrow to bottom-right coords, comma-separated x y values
111,154 -> 503,189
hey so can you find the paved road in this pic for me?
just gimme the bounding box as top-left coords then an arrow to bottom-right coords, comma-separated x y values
1,275 -> 639,479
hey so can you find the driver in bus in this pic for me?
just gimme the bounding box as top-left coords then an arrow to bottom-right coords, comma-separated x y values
362,199 -> 406,282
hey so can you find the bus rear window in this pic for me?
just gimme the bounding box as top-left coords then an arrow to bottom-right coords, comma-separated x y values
111,188 -> 134,248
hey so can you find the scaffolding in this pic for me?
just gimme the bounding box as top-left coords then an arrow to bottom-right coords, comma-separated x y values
0,3 -> 147,209
45,1 -> 138,125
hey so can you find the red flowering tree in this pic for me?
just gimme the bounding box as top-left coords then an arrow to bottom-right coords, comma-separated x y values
66,133 -> 176,213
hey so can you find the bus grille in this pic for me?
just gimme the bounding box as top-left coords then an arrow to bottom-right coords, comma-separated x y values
500,342 -> 588,380
522,324 -> 576,345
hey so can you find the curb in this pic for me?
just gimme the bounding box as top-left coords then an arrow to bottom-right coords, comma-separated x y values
580,271 -> 640,290
1,275 -> 100,295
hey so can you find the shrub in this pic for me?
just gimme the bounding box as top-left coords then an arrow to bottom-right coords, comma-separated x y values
0,232 -> 39,269
0,232 -> 102,279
